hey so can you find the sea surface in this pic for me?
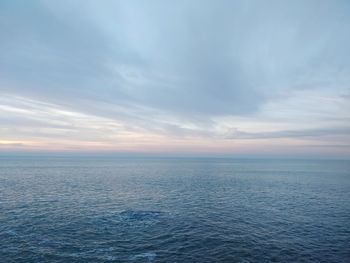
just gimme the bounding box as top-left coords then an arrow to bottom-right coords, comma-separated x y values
0,157 -> 349,262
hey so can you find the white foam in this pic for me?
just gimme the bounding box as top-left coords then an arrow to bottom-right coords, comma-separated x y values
129,252 -> 157,261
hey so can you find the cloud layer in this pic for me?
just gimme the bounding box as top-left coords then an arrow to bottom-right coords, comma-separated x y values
0,0 -> 349,157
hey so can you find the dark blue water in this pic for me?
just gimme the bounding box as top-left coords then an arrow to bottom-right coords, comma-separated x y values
1,157 -> 349,262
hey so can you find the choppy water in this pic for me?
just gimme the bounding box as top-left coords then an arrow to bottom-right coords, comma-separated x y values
0,157 -> 350,262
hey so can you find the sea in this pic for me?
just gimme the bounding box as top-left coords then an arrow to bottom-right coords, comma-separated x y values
0,156 -> 349,262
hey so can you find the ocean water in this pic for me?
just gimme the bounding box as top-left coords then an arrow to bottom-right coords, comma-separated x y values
0,157 -> 349,263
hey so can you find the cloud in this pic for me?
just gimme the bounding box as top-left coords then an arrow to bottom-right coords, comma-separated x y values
1,0 -> 349,118
0,0 -> 349,156
225,127 -> 350,140
0,142 -> 24,147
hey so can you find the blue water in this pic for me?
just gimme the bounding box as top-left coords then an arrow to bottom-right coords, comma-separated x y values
0,157 -> 349,262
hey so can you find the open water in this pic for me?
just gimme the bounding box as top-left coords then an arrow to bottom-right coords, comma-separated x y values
0,157 -> 349,262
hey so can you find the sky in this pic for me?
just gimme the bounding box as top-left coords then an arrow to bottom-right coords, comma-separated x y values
0,0 -> 350,158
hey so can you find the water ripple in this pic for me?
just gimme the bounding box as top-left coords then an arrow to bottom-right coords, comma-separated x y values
1,158 -> 349,262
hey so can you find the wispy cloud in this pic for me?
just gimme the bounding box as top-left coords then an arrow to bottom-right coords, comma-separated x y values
0,0 -> 349,157
225,127 -> 350,140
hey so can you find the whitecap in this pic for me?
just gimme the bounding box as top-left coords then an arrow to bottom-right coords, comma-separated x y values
129,252 -> 157,261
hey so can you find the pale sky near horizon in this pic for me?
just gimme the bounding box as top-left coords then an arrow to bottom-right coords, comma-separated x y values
0,0 -> 349,158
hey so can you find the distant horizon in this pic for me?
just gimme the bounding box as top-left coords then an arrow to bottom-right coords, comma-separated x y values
1,150 -> 349,161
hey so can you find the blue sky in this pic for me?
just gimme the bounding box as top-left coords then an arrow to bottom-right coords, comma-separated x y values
0,0 -> 349,157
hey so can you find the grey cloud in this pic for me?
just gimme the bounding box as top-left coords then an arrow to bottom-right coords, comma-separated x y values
1,0 -> 350,158
0,142 -> 24,147
225,127 -> 350,140
1,0 -> 350,121
304,144 -> 350,148
0,116 -> 74,129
